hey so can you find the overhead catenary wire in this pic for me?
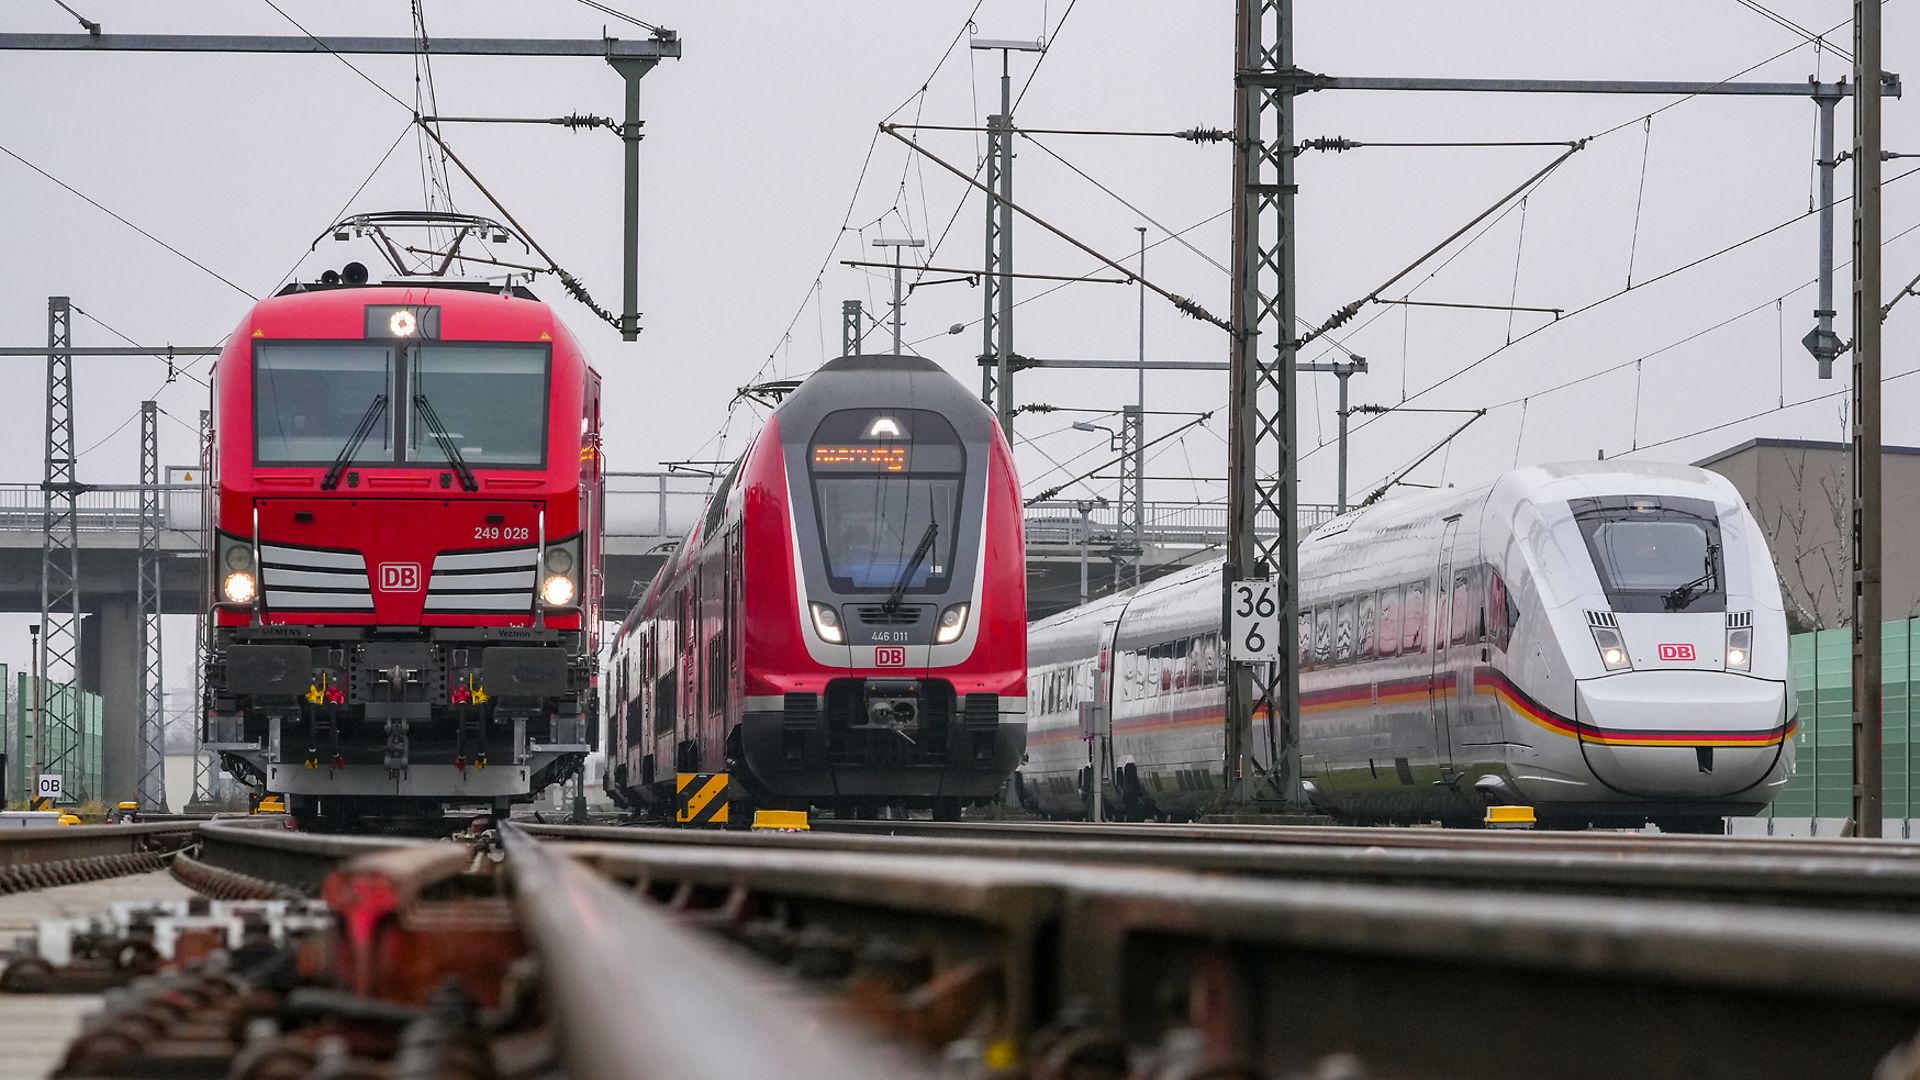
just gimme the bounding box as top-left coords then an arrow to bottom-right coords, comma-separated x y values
1305,160 -> 1920,465
0,140 -> 257,301
1626,117 -> 1654,289
259,0 -> 411,110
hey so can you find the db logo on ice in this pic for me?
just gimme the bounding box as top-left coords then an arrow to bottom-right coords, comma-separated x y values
1657,643 -> 1695,662
874,646 -> 907,667
379,563 -> 422,592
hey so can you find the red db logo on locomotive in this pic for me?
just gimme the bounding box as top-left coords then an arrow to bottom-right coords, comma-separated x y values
1657,643 -> 1695,662
379,563 -> 422,592
874,646 -> 907,667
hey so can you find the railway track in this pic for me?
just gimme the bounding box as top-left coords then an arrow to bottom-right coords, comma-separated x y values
6,818 -> 1920,1078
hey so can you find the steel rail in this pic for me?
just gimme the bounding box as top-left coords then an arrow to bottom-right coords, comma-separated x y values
194,817 -> 414,895
555,838 -> 1920,1078
520,821 -> 1920,912
498,824 -> 930,1080
0,820 -> 196,867
812,816 -> 1920,859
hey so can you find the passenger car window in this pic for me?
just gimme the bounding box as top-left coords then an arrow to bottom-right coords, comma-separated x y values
1335,599 -> 1355,662
1314,606 -> 1333,664
1451,570 -> 1475,646
1403,584 -> 1426,653
1377,589 -> 1400,658
1356,593 -> 1376,658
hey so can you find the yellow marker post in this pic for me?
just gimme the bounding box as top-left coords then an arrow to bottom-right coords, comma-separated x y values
1485,805 -> 1537,829
674,773 -> 730,826
750,809 -> 809,832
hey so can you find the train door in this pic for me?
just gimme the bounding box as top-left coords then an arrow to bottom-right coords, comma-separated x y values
1084,616 -> 1123,819
1430,516 -> 1461,778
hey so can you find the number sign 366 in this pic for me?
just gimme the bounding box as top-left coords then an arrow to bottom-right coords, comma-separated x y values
1228,579 -> 1281,662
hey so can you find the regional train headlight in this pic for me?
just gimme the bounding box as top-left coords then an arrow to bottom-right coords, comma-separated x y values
809,602 -> 844,644
544,546 -> 575,574
935,602 -> 970,645
1590,626 -> 1632,671
224,544 -> 253,571
223,571 -> 257,605
1726,626 -> 1752,671
540,575 -> 577,607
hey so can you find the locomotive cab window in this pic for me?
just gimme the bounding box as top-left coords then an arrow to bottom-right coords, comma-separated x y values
1571,495 -> 1725,613
807,408 -> 965,593
253,340 -> 550,468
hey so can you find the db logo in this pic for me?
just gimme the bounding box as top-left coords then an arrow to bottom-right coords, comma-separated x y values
379,563 -> 422,592
1657,643 -> 1696,662
874,646 -> 907,667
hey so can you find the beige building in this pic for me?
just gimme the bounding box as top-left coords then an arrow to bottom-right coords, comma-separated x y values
1696,438 -> 1920,629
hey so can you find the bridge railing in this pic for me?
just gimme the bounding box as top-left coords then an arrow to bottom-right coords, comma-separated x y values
0,478 -> 1344,553
1023,499 -> 1342,548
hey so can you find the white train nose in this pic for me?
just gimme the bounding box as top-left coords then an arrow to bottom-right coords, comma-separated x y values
1573,671 -> 1792,797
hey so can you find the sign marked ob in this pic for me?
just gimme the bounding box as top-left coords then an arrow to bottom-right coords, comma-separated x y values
35,773 -> 62,811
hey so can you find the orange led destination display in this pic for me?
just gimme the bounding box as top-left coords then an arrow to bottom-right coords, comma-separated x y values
812,445 -> 908,472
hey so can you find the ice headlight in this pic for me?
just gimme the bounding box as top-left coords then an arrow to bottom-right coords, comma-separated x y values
809,602 -> 844,644
935,602 -> 970,645
1726,626 -> 1752,671
540,574 -> 577,607
1590,626 -> 1632,671
223,571 -> 257,605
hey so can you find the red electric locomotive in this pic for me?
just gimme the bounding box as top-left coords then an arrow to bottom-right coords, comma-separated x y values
604,354 -> 1027,820
202,263 -> 603,827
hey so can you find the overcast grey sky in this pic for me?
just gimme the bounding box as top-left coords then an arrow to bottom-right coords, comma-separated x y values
1,0 -> 1916,692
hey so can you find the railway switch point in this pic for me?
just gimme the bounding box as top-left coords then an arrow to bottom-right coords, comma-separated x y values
1485,805 -> 1537,829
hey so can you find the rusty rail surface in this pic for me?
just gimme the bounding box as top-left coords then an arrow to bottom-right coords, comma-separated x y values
498,824 -> 932,1080
521,820 -> 1920,913
539,835 -> 1920,1080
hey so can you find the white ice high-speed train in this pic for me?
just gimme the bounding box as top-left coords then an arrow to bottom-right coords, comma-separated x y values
1018,462 -> 1795,831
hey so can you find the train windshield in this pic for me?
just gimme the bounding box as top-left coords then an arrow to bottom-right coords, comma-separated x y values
404,344 -> 550,467
254,343 -> 394,464
253,341 -> 549,468
1570,495 -> 1724,613
807,408 -> 965,593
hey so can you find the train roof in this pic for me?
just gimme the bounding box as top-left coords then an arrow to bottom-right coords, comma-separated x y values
226,282 -> 571,346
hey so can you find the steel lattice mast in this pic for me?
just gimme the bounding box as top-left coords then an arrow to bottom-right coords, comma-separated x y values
38,296 -> 84,803
190,408 -> 219,808
135,400 -> 167,810
1224,0 -> 1302,808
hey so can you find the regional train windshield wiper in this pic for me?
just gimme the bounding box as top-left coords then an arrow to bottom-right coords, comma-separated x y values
883,520 -> 939,611
321,394 -> 389,491
413,394 -> 479,492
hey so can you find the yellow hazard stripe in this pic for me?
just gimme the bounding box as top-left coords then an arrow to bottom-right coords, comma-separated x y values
675,773 -> 730,825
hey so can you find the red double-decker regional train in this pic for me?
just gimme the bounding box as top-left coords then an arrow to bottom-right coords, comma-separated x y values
202,266 -> 603,827
604,354 -> 1027,820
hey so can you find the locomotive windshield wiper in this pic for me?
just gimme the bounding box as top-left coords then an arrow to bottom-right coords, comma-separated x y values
883,520 -> 939,611
1661,544 -> 1721,611
413,394 -> 479,492
321,394 -> 388,491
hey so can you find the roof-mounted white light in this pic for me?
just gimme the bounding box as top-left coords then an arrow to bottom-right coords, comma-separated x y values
388,309 -> 418,338
865,416 -> 905,440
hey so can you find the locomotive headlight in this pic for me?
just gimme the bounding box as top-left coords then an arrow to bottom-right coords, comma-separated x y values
540,574 -> 576,607
544,546 -> 574,574
224,544 -> 253,571
1590,626 -> 1632,671
1726,627 -> 1752,671
809,602 -> 844,644
935,602 -> 970,644
388,309 -> 418,337
222,571 -> 257,605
